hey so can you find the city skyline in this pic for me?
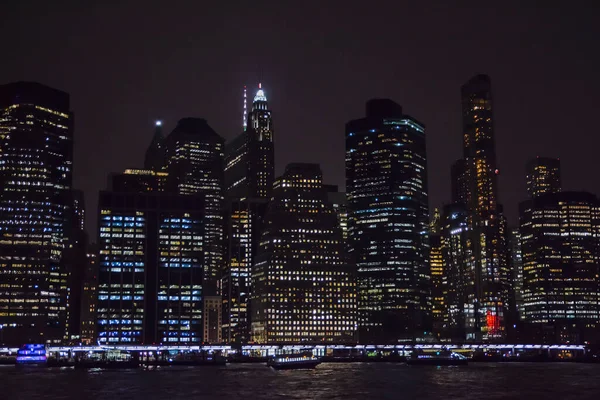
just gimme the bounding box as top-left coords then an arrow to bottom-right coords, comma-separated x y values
2,3 -> 599,236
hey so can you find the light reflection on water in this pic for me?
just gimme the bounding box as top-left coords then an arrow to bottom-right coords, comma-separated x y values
2,362 -> 600,400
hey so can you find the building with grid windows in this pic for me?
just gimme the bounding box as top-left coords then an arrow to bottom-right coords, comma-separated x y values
454,75 -> 510,340
250,163 -> 357,344
222,85 -> 275,343
345,99 -> 429,343
164,118 -> 224,294
519,191 -> 600,343
97,192 -> 205,344
0,82 -> 74,345
526,157 -> 561,199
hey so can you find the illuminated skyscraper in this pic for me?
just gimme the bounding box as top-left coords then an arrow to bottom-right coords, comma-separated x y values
144,120 -> 167,171
97,192 -> 205,344
225,84 -> 275,199
80,245 -> 98,344
164,118 -> 225,294
429,208 -> 446,339
439,203 -> 473,340
221,197 -> 268,343
458,75 -> 508,340
346,99 -> 429,343
0,82 -> 73,345
526,157 -> 561,199
222,85 -> 275,343
63,189 -> 89,341
519,192 -> 600,343
250,164 -> 357,343
508,228 -> 524,320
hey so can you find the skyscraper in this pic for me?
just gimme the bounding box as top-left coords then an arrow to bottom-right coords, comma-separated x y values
458,75 -> 508,340
222,85 -> 275,343
224,84 -> 275,199
80,245 -> 98,344
144,120 -> 167,171
519,192 -> 600,343
164,118 -> 225,293
346,99 -> 430,343
0,82 -> 73,345
439,203 -> 473,340
250,164 -> 356,343
97,191 -> 205,344
526,157 -> 561,199
221,197 -> 268,343
429,209 -> 446,339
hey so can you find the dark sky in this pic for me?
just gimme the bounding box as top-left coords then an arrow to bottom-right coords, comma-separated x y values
2,1 -> 599,235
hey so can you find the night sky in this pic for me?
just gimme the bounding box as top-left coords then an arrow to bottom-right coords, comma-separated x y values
2,1 -> 599,235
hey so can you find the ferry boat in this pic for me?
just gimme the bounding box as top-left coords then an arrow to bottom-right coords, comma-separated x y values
16,344 -> 48,366
406,349 -> 468,366
267,351 -> 321,370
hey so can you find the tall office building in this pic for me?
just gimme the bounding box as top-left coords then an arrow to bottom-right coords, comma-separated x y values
325,185 -> 349,252
346,99 -> 429,343
144,120 -> 167,171
519,192 -> 600,343
221,197 -> 268,343
224,84 -> 275,199
439,203 -> 473,340
0,82 -> 73,345
164,118 -> 225,293
508,228 -> 524,320
429,209 -> 446,339
80,245 -> 98,344
97,191 -> 205,344
526,157 -> 561,199
458,75 -> 508,340
222,85 -> 275,343
250,164 -> 357,343
63,190 -> 89,341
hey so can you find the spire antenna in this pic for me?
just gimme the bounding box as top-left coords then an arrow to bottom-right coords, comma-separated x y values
243,85 -> 247,131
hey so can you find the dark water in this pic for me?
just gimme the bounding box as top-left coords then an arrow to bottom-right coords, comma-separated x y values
2,362 -> 600,400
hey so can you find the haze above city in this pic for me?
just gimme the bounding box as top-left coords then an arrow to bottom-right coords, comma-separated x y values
1,1 -> 599,234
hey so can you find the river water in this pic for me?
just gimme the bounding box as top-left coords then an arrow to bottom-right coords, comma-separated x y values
2,362 -> 599,399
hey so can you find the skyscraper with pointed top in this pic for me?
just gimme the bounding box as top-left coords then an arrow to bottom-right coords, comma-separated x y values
144,120 -> 167,171
225,84 -> 275,199
222,84 -> 275,343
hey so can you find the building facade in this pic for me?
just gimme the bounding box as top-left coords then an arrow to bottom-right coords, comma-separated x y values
519,192 -> 600,343
0,82 -> 74,345
221,198 -> 268,343
97,192 -> 205,344
345,99 -> 429,343
109,169 -> 168,193
222,85 -> 275,343
164,118 -> 225,294
224,85 -> 275,199
457,75 -> 509,340
526,157 -> 561,199
429,209 -> 446,339
251,164 -> 357,343
80,245 -> 98,344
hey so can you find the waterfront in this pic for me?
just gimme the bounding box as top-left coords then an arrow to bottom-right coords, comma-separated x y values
2,362 -> 600,400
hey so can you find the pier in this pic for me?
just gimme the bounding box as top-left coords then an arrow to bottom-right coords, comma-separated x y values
0,343 -> 589,365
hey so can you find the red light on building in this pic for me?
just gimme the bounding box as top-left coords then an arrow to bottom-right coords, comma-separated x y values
486,309 -> 499,333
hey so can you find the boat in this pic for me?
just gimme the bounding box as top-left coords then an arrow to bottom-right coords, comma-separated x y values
406,349 -> 468,366
16,344 -> 48,366
267,351 -> 321,370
